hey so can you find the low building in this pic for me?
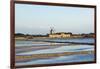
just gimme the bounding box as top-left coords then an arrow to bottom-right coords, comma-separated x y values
49,32 -> 72,38
81,33 -> 95,38
72,34 -> 82,38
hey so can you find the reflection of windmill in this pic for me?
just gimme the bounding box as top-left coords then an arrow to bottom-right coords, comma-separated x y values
50,27 -> 55,34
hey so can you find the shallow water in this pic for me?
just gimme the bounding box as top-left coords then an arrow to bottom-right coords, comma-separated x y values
15,38 -> 95,66
16,45 -> 94,55
16,38 -> 94,47
16,54 -> 94,66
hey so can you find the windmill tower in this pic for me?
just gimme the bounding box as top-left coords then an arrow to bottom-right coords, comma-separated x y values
50,27 -> 55,34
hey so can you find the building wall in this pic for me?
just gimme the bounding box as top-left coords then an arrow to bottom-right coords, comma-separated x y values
49,33 -> 71,38
61,33 -> 71,37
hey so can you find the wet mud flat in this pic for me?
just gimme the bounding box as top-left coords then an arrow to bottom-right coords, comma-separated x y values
16,51 -> 94,62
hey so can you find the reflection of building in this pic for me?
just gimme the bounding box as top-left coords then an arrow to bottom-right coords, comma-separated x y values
49,32 -> 72,38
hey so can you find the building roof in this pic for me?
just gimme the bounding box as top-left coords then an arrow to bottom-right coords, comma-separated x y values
50,32 -> 72,35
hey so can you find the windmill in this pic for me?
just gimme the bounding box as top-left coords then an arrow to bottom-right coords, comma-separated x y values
50,27 -> 55,34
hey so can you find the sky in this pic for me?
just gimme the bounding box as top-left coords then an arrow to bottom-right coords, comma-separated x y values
15,4 -> 94,35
